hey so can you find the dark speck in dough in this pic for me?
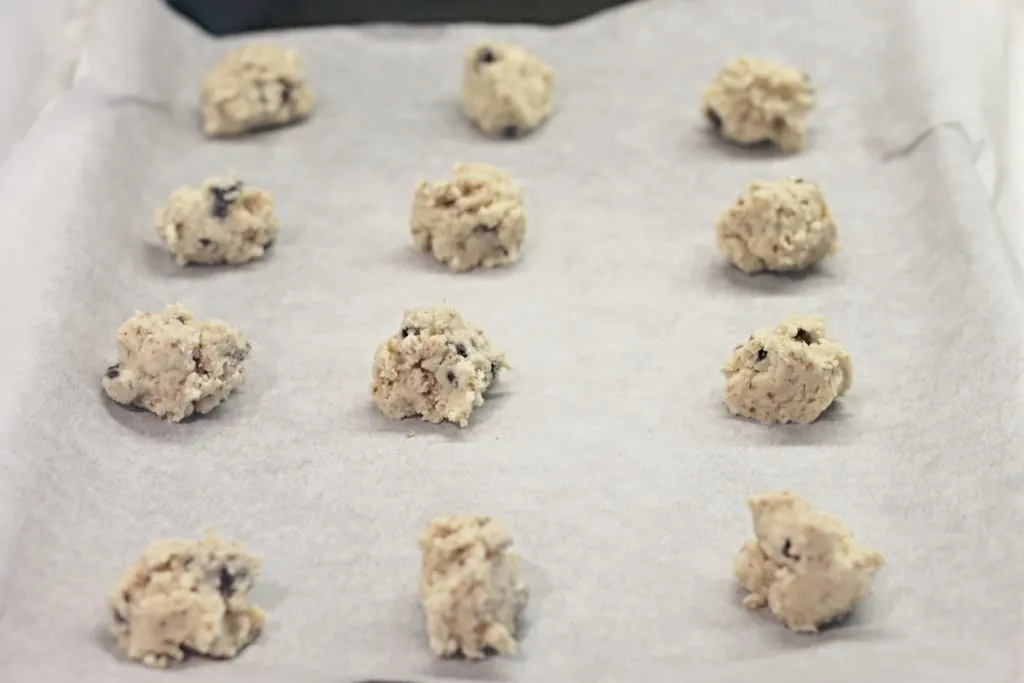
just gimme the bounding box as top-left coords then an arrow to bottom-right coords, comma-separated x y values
105,365 -> 120,379
476,47 -> 497,65
756,349 -> 768,362
192,348 -> 206,374
218,567 -> 237,597
210,182 -> 243,220
795,329 -> 814,345
502,125 -> 519,139
706,108 -> 723,131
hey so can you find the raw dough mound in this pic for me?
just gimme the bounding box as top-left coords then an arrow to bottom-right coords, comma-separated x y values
702,58 -> 815,152
201,43 -> 315,136
370,305 -> 507,427
418,515 -> 529,658
717,178 -> 837,274
722,315 -> 851,424
109,534 -> 265,668
735,492 -> 885,632
411,163 -> 526,272
103,305 -> 251,422
155,174 -> 279,266
460,42 -> 554,138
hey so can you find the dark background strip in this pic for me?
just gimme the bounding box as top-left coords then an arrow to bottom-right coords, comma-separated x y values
167,0 -> 636,34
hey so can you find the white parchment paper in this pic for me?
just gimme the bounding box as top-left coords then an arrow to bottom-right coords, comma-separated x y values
0,1 -> 1021,681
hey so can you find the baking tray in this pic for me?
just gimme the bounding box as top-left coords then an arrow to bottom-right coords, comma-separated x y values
0,0 -> 1020,681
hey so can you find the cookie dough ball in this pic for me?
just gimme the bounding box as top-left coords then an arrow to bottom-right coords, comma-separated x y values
722,315 -> 851,424
155,174 -> 279,266
103,305 -> 251,422
735,492 -> 885,632
201,43 -> 315,137
411,163 -> 526,272
716,178 -> 838,274
418,515 -> 529,658
109,534 -> 265,668
702,58 -> 815,152
371,305 -> 507,427
460,43 -> 554,139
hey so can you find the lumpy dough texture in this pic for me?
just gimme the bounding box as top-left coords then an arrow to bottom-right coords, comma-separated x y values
370,305 -> 507,427
418,515 -> 529,658
716,177 -> 838,273
102,305 -> 251,422
411,163 -> 526,272
201,43 -> 315,136
702,58 -> 815,152
460,42 -> 554,138
109,535 -> 265,668
735,492 -> 885,632
722,315 -> 852,424
155,174 -> 279,266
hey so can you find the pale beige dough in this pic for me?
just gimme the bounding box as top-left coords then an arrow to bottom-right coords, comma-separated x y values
109,534 -> 265,668
102,305 -> 251,422
460,42 -> 554,138
716,177 -> 838,273
418,515 -> 529,658
370,305 -> 507,427
411,163 -> 526,272
735,491 -> 885,632
201,43 -> 315,137
702,58 -> 815,152
155,173 -> 279,266
722,315 -> 852,424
